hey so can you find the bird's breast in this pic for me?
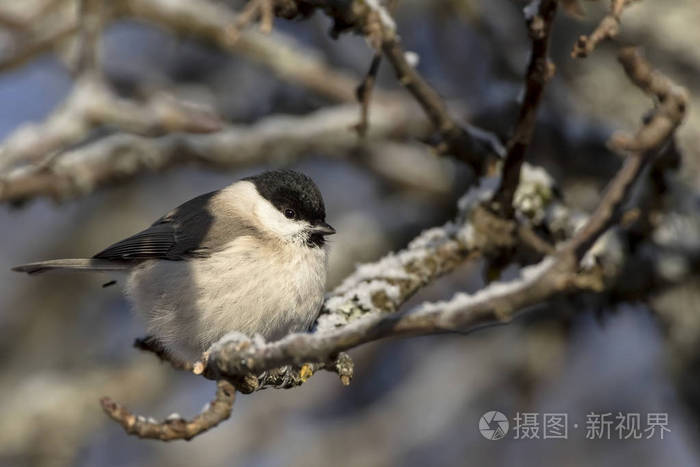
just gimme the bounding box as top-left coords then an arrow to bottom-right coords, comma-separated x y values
126,235 -> 328,363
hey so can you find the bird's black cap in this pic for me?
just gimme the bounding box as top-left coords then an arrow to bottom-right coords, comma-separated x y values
245,170 -> 327,224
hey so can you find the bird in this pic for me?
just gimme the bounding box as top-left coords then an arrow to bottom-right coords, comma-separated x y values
13,170 -> 336,364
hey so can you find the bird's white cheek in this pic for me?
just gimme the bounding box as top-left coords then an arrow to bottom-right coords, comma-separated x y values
253,197 -> 307,238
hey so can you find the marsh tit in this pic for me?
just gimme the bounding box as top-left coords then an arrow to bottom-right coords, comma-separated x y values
13,170 -> 335,364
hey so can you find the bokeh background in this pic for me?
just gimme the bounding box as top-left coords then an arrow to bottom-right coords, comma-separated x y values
1,0 -> 699,466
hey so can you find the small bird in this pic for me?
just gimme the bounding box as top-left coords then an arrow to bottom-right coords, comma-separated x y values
13,170 -> 335,364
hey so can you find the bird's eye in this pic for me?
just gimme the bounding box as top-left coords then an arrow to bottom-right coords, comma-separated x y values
284,208 -> 296,219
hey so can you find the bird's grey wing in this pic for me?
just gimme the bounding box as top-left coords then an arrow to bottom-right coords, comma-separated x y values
93,190 -> 243,261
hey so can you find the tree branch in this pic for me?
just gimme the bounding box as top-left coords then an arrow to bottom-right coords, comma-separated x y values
101,379 -> 236,441
354,53 -> 382,137
566,47 -> 688,258
572,0 -> 639,58
254,0 -> 503,172
76,0 -> 100,74
134,335 -> 194,372
0,76 -> 222,173
0,0 -> 508,206
0,101 -> 429,204
0,1 -> 78,73
491,0 -> 558,217
118,0 -> 363,103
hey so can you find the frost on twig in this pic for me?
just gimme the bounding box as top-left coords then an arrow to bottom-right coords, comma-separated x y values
0,101 -> 430,204
0,76 -> 222,173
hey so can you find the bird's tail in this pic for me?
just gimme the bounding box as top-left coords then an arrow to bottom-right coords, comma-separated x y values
12,259 -> 130,275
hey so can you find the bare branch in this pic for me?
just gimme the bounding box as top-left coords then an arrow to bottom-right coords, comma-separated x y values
101,379 -> 236,441
226,0 -> 275,43
380,35 -> 495,171
205,256 -> 575,378
75,0 -> 103,74
259,0 -> 274,34
134,336 -> 194,372
119,0 -> 362,103
245,0 -> 503,172
491,0 -> 558,217
354,53 -> 382,137
572,0 -> 639,58
610,47 -> 689,153
207,352 -> 355,394
566,47 -> 688,258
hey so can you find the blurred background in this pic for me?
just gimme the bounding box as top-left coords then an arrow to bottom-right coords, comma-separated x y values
0,0 -> 699,466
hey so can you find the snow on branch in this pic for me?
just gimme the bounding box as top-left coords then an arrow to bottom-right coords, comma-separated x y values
0,101 -> 429,204
0,76 -> 222,174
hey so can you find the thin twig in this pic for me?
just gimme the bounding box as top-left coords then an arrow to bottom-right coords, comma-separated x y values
491,0 -> 558,217
572,0 -> 639,58
134,336 -> 194,372
118,0 -> 361,103
101,380 -> 236,441
219,0 -> 274,44
610,47 -> 688,153
259,0 -> 274,33
354,53 -> 382,137
264,0 -> 500,171
567,47 -> 688,258
381,39 -> 493,171
76,0 -> 102,74
0,9 -> 78,73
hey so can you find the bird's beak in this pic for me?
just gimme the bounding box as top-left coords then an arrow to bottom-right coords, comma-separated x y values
311,221 -> 336,236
